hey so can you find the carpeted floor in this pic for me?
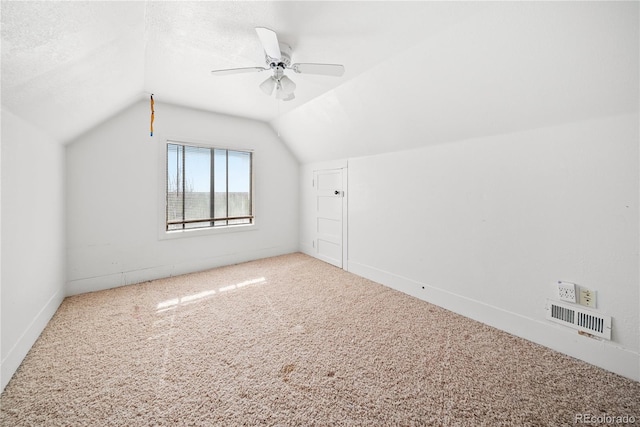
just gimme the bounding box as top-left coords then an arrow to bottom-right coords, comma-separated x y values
1,253 -> 639,426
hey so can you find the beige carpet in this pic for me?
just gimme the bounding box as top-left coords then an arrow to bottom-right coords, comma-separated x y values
1,253 -> 638,426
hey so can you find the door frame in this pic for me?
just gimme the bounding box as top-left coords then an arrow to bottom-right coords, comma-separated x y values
340,167 -> 348,270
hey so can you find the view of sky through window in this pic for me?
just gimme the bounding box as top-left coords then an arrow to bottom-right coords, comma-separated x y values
167,144 -> 250,193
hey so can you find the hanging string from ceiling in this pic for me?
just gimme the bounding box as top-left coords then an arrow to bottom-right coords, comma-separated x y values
150,94 -> 155,137
277,98 -> 281,137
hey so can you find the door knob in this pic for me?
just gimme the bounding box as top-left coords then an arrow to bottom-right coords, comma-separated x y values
334,190 -> 340,195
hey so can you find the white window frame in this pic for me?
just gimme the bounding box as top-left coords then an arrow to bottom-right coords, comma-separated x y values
157,138 -> 257,240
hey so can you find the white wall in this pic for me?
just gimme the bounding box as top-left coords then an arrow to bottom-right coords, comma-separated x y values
301,113 -> 639,381
1,109 -> 66,391
66,100 -> 298,295
346,113 -> 639,381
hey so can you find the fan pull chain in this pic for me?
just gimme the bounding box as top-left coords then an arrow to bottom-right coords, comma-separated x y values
277,99 -> 281,137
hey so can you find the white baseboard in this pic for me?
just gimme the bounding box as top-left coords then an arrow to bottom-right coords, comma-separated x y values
1,289 -> 64,391
66,246 -> 298,296
348,260 -> 639,382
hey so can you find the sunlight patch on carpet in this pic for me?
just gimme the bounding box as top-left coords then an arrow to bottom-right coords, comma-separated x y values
156,277 -> 267,311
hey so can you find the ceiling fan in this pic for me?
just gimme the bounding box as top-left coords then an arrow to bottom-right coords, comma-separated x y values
210,27 -> 345,101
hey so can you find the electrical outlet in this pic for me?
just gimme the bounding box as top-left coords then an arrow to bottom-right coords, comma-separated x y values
579,288 -> 596,308
558,281 -> 577,303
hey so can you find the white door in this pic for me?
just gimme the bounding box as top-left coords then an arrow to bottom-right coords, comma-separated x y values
313,168 -> 344,268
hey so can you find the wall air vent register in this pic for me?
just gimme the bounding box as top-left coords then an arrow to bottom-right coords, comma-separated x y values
546,300 -> 611,340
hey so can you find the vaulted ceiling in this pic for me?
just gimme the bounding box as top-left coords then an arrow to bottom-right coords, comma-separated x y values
2,1 -> 638,163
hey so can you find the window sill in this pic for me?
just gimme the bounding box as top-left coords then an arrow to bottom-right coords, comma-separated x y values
158,223 -> 258,241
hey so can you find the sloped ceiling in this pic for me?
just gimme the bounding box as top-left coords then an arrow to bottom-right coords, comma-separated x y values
273,1 -> 639,163
2,1 -> 638,163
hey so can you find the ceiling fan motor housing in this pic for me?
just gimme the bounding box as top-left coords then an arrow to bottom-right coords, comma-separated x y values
265,43 -> 292,69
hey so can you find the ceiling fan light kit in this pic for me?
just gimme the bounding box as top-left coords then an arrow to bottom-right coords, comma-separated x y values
259,77 -> 276,95
278,76 -> 296,94
211,27 -> 345,101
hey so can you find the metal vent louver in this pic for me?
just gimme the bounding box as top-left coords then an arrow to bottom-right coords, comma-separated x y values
546,299 -> 611,340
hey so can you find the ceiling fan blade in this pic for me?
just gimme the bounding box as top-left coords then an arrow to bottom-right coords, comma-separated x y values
211,67 -> 267,76
291,63 -> 345,77
255,27 -> 281,60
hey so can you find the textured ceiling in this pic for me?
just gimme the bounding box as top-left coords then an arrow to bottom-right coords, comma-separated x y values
2,1 -> 638,161
1,1 -> 484,144
2,1 -> 146,143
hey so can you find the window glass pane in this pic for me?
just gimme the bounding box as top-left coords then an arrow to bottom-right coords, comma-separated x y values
214,149 -> 227,219
167,144 -> 183,227
228,218 -> 251,225
228,150 -> 251,217
184,146 -> 211,221
184,221 -> 211,230
166,142 -> 252,231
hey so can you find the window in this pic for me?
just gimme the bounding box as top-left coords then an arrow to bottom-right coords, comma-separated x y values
166,142 -> 253,231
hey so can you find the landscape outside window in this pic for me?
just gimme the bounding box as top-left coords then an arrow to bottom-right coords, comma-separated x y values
167,142 -> 252,231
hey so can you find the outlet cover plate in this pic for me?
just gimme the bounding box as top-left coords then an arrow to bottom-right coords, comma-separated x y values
558,281 -> 577,303
579,288 -> 596,308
